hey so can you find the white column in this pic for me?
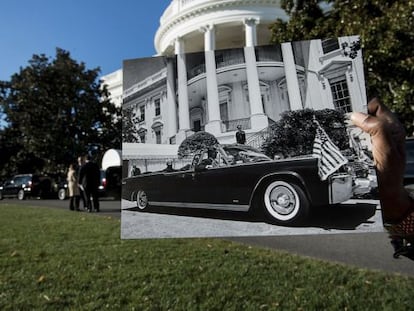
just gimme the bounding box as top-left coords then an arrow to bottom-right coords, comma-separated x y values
244,18 -> 268,130
281,42 -> 303,111
166,57 -> 177,142
175,37 -> 191,143
244,18 -> 258,47
201,25 -> 222,135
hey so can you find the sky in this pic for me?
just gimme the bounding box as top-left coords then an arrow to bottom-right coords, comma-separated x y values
0,0 -> 172,81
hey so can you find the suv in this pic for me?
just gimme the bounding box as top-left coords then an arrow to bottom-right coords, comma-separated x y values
0,174 -> 52,200
405,137 -> 414,185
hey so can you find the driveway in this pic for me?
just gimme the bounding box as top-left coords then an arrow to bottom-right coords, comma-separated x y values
121,198 -> 383,239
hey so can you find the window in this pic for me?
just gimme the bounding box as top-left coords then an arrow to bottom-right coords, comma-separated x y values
139,106 -> 145,122
139,132 -> 146,143
329,76 -> 352,113
193,120 -> 201,132
220,102 -> 229,121
322,38 -> 340,54
155,129 -> 161,144
155,99 -> 161,116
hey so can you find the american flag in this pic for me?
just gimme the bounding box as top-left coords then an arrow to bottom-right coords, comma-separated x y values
312,121 -> 348,180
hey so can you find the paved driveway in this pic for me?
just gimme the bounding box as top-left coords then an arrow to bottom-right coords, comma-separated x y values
121,198 -> 383,239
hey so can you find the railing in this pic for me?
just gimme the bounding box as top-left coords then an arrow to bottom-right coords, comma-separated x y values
161,0 -> 211,24
216,57 -> 246,69
188,64 -> 206,79
222,118 -> 251,132
255,46 -> 283,62
246,119 -> 277,149
123,69 -> 167,99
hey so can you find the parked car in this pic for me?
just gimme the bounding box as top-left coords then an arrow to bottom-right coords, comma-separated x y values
0,174 -> 53,200
57,167 -> 121,200
122,144 -> 353,225
404,137 -> 414,185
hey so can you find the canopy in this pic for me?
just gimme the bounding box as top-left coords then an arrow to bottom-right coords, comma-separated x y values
101,149 -> 122,170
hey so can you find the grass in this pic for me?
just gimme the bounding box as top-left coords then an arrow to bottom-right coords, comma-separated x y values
1,204 -> 414,310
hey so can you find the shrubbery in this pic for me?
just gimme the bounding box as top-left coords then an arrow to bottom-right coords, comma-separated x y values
261,109 -> 349,159
177,131 -> 218,158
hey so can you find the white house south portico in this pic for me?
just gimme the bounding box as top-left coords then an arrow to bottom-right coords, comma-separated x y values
121,0 -> 366,146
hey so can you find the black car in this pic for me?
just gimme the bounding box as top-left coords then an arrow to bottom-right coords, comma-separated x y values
404,137 -> 414,185
0,174 -> 53,200
122,144 -> 353,225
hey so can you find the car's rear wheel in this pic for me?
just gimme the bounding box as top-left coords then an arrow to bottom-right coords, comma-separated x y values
136,190 -> 149,211
263,181 -> 308,225
0,191 -> 3,200
17,189 -> 25,200
58,188 -> 67,200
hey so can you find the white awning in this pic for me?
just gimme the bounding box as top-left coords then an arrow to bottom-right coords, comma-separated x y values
101,149 -> 122,170
122,143 -> 179,160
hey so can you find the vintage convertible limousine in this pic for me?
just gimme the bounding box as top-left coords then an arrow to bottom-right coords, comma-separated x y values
122,144 -> 353,225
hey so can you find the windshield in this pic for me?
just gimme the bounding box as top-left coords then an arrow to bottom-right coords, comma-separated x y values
222,145 -> 271,164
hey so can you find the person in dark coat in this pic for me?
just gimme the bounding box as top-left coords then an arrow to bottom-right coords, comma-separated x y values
236,125 -> 246,144
79,155 -> 101,212
76,156 -> 87,210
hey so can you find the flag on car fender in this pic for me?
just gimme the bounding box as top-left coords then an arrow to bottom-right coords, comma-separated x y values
312,121 -> 348,180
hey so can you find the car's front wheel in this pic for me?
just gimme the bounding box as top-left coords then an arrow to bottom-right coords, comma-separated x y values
263,181 -> 309,225
17,189 -> 25,200
136,190 -> 149,211
58,188 -> 67,200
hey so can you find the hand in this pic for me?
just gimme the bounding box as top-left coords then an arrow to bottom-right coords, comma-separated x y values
351,98 -> 411,223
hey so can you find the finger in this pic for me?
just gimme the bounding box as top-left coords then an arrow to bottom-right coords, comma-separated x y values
367,97 -> 382,116
350,111 -> 378,134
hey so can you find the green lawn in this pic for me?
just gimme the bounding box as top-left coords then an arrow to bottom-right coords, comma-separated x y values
1,204 -> 413,310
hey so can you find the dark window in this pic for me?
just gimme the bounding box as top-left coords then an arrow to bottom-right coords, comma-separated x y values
155,130 -> 161,144
139,132 -> 146,143
193,120 -> 201,132
322,38 -> 340,54
155,99 -> 161,116
139,106 -> 145,122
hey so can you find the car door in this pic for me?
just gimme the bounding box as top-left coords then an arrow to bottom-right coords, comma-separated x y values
3,177 -> 20,197
191,164 -> 256,207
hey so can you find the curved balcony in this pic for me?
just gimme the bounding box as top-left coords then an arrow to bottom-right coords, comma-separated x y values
155,0 -> 288,56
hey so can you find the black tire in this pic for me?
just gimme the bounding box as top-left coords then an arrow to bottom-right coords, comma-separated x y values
58,188 -> 67,201
136,190 -> 149,211
0,191 -> 3,200
17,189 -> 25,200
262,180 -> 309,225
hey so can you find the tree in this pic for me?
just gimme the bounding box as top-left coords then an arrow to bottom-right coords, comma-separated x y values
122,107 -> 140,143
177,131 -> 219,158
261,108 -> 348,159
0,48 -> 121,176
270,0 -> 414,135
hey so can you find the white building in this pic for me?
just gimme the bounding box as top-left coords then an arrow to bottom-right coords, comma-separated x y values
101,69 -> 123,108
121,0 -> 366,147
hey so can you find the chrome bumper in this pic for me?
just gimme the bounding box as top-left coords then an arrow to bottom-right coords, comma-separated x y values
329,173 -> 353,204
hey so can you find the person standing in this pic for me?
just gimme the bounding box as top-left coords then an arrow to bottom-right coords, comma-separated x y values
236,125 -> 246,144
76,156 -> 86,210
79,155 -> 101,212
66,163 -> 80,211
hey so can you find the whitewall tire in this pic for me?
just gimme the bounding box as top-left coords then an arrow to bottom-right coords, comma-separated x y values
136,190 -> 149,211
263,181 -> 308,225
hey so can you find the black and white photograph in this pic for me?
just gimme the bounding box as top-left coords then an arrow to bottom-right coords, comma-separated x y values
121,36 -> 382,239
